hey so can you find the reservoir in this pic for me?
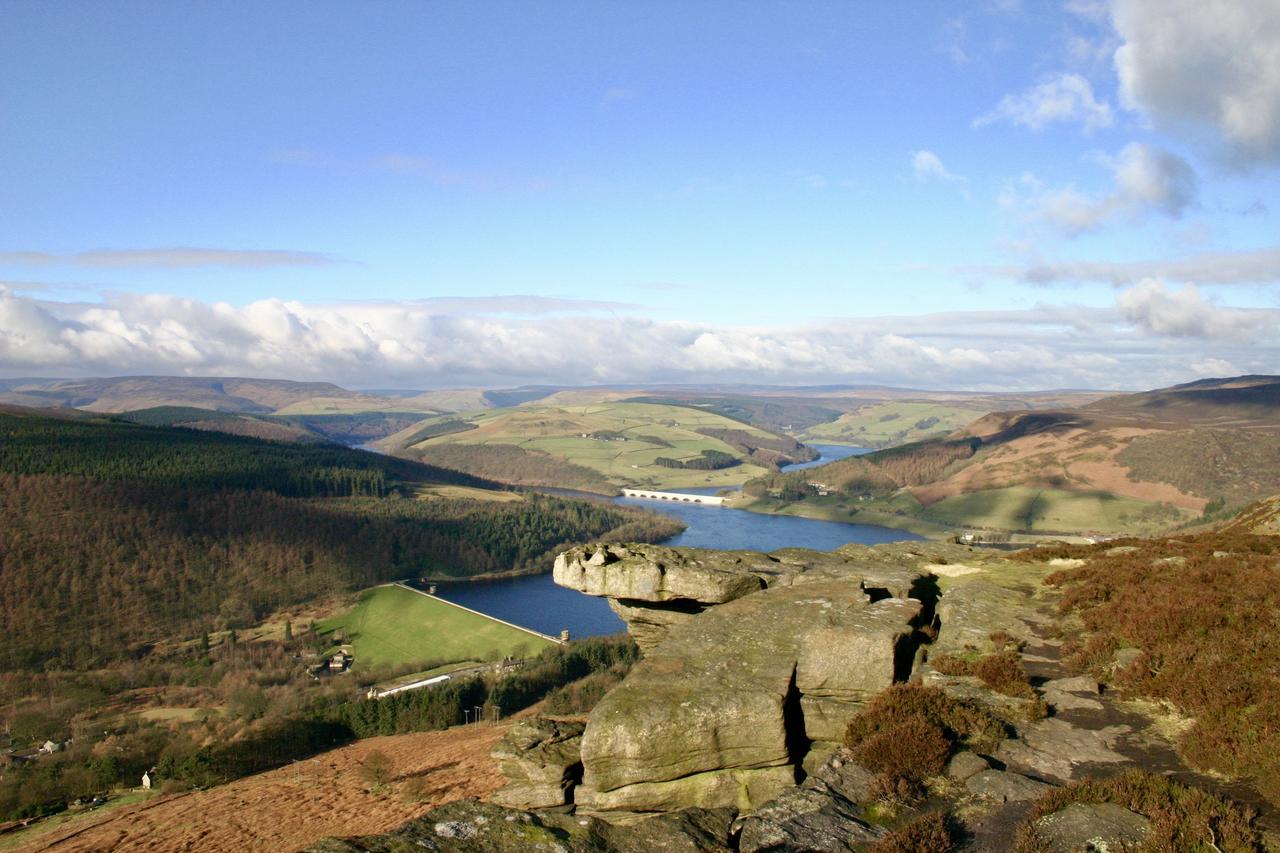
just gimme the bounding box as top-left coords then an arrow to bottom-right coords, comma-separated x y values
430,443 -> 924,638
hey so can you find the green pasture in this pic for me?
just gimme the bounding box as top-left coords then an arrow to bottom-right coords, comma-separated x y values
316,584 -> 553,669
801,401 -> 988,448
918,486 -> 1191,534
402,402 -> 777,488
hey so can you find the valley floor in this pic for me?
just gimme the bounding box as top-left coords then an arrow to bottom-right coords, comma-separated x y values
6,724 -> 507,853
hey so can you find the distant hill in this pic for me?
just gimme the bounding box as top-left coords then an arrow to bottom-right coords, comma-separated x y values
0,378 -> 598,445
380,401 -> 819,492
743,376 -> 1280,537
0,377 -> 1112,449
0,376 -> 351,412
628,389 -> 1104,445
0,377 -> 457,445
116,405 -> 432,445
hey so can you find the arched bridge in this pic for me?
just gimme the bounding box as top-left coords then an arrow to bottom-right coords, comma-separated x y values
621,488 -> 726,506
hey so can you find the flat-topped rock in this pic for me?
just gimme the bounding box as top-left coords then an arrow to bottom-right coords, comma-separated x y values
1033,802 -> 1151,852
932,579 -> 1036,656
578,579 -> 921,813
556,542 -> 937,652
554,544 -> 770,606
965,769 -> 1055,802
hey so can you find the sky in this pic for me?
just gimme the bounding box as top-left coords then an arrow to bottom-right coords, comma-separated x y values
2,0 -> 1279,390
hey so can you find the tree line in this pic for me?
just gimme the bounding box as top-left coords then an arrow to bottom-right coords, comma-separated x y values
0,474 -> 680,670
0,411 -> 491,496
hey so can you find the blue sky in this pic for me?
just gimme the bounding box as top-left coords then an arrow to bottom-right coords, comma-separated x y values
1,0 -> 1278,389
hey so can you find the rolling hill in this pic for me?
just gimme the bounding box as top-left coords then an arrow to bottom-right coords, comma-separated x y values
743,376 -> 1280,537
0,376 -> 379,413
379,401 -> 818,492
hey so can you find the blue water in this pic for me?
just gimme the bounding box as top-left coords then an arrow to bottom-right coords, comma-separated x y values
782,442 -> 869,471
431,442 -> 920,638
428,573 -> 625,639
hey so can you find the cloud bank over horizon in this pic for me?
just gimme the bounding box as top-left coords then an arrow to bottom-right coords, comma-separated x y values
4,3 -> 1279,395
1,285 -> 1273,392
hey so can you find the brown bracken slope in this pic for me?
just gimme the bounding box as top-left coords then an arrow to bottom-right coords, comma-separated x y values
10,724 -> 506,853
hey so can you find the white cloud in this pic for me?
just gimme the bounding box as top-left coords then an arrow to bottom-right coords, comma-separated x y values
0,248 -> 337,270
975,73 -> 1113,132
963,244 -> 1280,287
0,289 -> 1276,392
1116,279 -> 1268,338
1113,0 -> 1280,166
912,150 -> 963,183
1191,357 -> 1239,377
1110,142 -> 1197,216
1008,142 -> 1196,235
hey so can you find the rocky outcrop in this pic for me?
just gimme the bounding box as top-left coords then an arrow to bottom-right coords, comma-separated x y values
920,670 -> 1046,726
490,717 -> 585,810
308,798 -> 737,852
547,542 -> 987,815
554,542 -> 940,653
737,786 -> 882,852
1041,676 -> 1103,713
965,769 -> 1055,803
945,751 -> 991,780
1032,802 -> 1151,852
575,579 -> 922,813
733,747 -> 889,851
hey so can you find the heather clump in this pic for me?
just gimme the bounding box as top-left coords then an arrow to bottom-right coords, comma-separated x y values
1013,769 -> 1262,852
843,684 -> 1007,798
929,650 -> 1035,699
867,811 -> 958,853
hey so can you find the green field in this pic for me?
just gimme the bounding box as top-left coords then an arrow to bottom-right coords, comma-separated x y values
390,401 -> 782,489
917,486 -> 1191,534
316,585 -> 554,668
800,400 -> 990,448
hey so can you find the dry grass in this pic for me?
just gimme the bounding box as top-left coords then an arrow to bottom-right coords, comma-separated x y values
8,724 -> 506,853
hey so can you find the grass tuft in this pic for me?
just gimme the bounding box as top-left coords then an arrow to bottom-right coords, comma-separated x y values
867,811 -> 959,852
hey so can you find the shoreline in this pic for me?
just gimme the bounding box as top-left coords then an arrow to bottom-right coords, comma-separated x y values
728,495 -> 953,539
